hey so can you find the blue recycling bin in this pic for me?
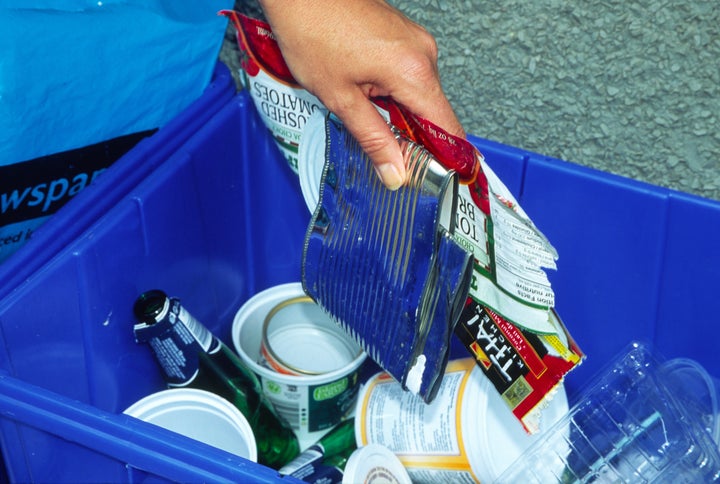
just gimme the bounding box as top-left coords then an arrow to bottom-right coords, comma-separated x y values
0,82 -> 718,481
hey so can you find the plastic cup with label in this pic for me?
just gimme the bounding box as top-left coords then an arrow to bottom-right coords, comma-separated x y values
232,282 -> 366,449
355,357 -> 570,483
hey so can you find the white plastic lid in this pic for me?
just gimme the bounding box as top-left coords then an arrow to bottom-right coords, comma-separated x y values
298,109 -> 328,213
124,388 -> 257,462
343,444 -> 412,484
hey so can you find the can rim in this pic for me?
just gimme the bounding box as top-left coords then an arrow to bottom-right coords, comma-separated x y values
261,295 -> 362,376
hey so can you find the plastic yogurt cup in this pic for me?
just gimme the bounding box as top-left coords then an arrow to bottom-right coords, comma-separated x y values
124,387 -> 257,462
233,282 -> 366,449
355,357 -> 570,483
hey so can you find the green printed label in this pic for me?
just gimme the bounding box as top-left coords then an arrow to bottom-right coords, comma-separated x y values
307,371 -> 359,433
266,380 -> 282,394
313,377 -> 348,402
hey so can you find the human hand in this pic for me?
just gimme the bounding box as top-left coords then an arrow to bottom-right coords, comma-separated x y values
258,0 -> 464,190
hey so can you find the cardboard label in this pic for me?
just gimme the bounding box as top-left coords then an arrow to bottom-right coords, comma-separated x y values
454,304 -> 582,432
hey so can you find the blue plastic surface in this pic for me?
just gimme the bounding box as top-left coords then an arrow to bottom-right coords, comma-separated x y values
0,87 -> 718,481
0,0 -> 233,165
0,62 -> 235,303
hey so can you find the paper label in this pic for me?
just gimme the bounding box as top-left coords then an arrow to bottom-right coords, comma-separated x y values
278,445 -> 345,484
132,298 -> 215,386
175,303 -> 214,352
244,68 -> 323,173
355,358 -> 473,476
261,370 -> 359,433
279,445 -> 324,478
222,10 -> 324,173
357,359 -> 479,482
454,304 -> 581,432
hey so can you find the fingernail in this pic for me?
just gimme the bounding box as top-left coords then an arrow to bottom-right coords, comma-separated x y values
375,163 -> 405,190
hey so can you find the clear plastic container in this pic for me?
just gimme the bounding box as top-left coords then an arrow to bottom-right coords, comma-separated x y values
497,342 -> 720,483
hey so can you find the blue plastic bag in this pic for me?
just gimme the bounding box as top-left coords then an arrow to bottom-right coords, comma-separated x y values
0,0 -> 232,165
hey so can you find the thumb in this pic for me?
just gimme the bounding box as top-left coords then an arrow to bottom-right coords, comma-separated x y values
331,95 -> 407,190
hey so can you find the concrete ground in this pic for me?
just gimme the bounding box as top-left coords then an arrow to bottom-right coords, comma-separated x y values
220,0 -> 719,201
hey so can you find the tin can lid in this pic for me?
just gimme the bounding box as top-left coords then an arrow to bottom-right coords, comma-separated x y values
233,282 -> 367,386
342,444 -> 412,484
262,295 -> 362,375
124,388 -> 257,462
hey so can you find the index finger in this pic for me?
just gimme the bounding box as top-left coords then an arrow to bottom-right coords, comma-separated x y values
393,79 -> 465,140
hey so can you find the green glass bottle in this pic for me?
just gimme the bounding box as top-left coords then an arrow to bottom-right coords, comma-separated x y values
278,417 -> 357,483
132,289 -> 300,469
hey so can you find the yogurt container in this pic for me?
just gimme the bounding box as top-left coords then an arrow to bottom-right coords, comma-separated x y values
355,357 -> 569,483
259,295 -> 361,376
124,388 -> 257,462
233,282 -> 366,449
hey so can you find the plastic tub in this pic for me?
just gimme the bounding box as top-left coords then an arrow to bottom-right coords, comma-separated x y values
124,388 -> 257,462
232,283 -> 366,449
355,358 -> 569,482
0,87 -> 718,482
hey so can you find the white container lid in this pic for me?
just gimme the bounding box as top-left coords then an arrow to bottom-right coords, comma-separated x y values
124,388 -> 257,462
343,444 -> 412,484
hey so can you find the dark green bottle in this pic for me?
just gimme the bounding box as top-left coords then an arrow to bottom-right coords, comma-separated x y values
278,417 -> 357,483
132,289 -> 300,468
